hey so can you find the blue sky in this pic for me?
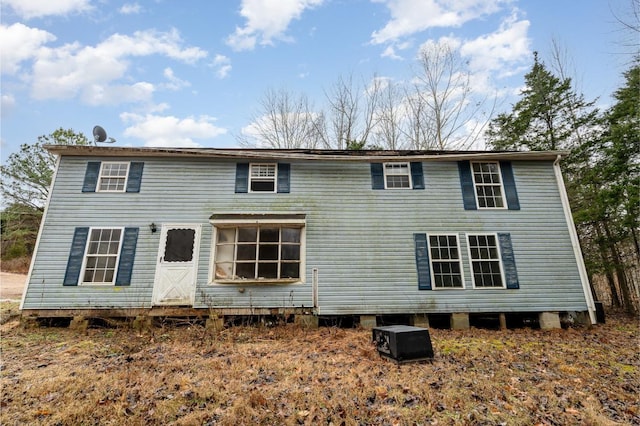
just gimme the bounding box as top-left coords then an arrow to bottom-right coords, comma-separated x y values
0,0 -> 633,160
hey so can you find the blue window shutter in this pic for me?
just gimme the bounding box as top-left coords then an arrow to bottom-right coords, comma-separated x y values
410,162 -> 425,190
498,233 -> 519,289
499,161 -> 520,210
277,163 -> 290,193
235,163 -> 249,193
414,233 -> 432,290
458,161 -> 477,210
371,163 -> 384,190
126,162 -> 144,193
82,162 -> 101,192
63,227 -> 89,286
115,227 -> 138,286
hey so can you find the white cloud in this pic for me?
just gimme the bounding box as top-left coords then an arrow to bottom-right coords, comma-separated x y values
162,67 -> 190,91
460,16 -> 530,75
121,112 -> 227,147
82,82 -> 155,106
0,23 -> 56,75
226,0 -> 324,51
29,29 -> 207,104
119,3 -> 142,15
371,0 -> 508,44
212,54 -> 232,79
381,45 -> 402,60
2,0 -> 92,19
417,36 -> 462,55
96,29 -> 207,64
1,94 -> 16,117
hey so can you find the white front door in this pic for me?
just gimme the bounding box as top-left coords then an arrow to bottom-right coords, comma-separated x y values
152,224 -> 201,306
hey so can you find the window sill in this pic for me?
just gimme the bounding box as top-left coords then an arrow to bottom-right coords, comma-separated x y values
79,283 -> 116,286
212,278 -> 302,285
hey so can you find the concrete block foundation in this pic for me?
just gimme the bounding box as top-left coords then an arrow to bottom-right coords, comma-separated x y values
359,315 -> 377,329
412,314 -> 430,328
451,313 -> 470,330
539,312 -> 561,329
133,316 -> 152,331
295,314 -> 319,329
70,316 -> 88,331
206,316 -> 224,331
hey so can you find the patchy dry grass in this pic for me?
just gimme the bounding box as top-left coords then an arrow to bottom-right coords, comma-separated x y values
1,313 -> 638,425
0,256 -> 31,274
0,302 -> 20,325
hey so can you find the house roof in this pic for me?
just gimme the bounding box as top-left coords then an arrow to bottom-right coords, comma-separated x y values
44,145 -> 567,162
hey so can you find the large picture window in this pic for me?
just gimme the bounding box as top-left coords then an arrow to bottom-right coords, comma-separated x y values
428,234 -> 463,288
467,234 -> 504,288
471,162 -> 506,208
214,223 -> 304,282
81,228 -> 123,284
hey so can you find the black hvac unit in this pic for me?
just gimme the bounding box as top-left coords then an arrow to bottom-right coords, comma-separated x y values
372,325 -> 434,364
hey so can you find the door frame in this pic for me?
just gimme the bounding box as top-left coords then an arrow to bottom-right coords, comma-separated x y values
152,223 -> 202,306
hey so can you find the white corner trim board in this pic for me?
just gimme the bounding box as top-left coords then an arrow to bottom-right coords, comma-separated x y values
554,155 -> 597,324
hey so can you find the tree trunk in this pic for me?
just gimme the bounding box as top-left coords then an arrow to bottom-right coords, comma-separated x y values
631,226 -> 640,263
595,223 -> 621,307
603,222 -> 635,313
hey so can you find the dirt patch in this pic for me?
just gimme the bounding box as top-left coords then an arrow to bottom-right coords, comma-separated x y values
0,272 -> 26,301
0,313 -> 638,425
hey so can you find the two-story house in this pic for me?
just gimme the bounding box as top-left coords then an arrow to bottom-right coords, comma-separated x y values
20,145 -> 597,329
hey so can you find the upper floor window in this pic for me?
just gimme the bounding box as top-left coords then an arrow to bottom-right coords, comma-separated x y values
250,163 -> 277,192
371,162 -> 424,190
235,163 -> 290,193
471,162 -> 506,209
384,163 -> 411,189
97,162 -> 130,192
83,161 -> 144,193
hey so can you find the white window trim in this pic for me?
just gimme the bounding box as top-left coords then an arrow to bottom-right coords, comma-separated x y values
471,161 -> 507,209
466,233 -> 506,289
209,217 -> 306,285
383,162 -> 412,190
248,163 -> 277,193
427,233 -> 465,290
79,227 -> 124,286
97,161 -> 130,193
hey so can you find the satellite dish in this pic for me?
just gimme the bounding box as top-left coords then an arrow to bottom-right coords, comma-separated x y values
92,125 -> 116,144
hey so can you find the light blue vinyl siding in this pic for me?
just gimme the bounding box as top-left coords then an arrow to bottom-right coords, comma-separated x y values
23,155 -> 588,314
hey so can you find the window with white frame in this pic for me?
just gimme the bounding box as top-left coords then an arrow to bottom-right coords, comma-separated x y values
428,234 -> 463,288
98,162 -> 129,192
471,162 -> 505,208
81,228 -> 123,284
467,234 -> 504,288
384,163 -> 411,189
249,163 -> 277,192
214,224 -> 303,282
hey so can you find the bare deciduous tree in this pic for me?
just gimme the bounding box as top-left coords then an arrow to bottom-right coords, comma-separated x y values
409,40 -> 493,150
322,73 -> 381,149
372,78 -> 405,149
237,88 -> 322,148
238,42 -> 496,151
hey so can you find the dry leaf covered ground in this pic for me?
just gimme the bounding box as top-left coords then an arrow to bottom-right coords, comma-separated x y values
1,313 -> 638,425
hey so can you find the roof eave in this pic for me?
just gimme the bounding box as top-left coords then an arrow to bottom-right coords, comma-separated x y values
43,145 -> 568,162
